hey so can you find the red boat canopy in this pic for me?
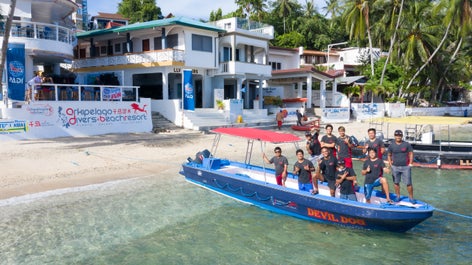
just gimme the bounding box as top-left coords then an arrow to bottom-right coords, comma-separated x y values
211,127 -> 302,143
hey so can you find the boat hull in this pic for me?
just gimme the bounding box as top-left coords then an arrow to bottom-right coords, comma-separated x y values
180,161 -> 434,232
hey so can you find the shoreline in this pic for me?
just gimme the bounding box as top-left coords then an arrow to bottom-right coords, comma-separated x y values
0,117 -> 465,201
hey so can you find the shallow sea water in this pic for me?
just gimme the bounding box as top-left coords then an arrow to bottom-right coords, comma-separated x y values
0,163 -> 471,265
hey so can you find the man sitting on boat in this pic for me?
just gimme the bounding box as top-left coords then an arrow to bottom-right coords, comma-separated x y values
293,149 -> 318,194
362,148 -> 393,204
262,147 -> 289,186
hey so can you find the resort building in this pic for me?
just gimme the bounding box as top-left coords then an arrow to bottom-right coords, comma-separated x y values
72,16 -> 274,119
0,0 -> 78,101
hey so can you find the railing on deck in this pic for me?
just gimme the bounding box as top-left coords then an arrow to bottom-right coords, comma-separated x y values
72,49 -> 184,68
27,84 -> 140,102
0,20 -> 76,45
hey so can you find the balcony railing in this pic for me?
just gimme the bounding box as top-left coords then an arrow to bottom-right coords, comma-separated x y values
26,84 -> 140,102
72,49 -> 184,69
0,20 -> 76,45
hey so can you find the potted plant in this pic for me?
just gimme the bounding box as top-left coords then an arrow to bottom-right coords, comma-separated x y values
216,99 -> 225,110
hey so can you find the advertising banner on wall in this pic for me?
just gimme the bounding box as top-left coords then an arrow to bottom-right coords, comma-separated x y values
6,43 -> 26,101
182,69 -> 194,111
0,99 -> 152,140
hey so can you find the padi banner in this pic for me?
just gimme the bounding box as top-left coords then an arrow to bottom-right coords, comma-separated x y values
182,69 -> 194,111
7,43 -> 26,101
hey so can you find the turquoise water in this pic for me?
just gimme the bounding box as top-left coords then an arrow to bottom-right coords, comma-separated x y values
0,163 -> 471,265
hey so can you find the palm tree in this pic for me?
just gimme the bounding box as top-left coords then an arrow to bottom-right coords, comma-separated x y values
0,0 -> 18,99
430,0 -> 472,101
274,0 -> 298,33
379,0 -> 405,85
343,0 -> 375,78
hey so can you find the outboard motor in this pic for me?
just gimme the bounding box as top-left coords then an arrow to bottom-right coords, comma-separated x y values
191,149 -> 211,164
350,135 -> 359,147
376,132 -> 384,141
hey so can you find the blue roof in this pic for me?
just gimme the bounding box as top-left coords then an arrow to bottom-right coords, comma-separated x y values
77,16 -> 225,38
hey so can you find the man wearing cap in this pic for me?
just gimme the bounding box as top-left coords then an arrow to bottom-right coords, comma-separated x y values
263,146 -> 289,186
387,130 -> 415,203
335,159 -> 357,201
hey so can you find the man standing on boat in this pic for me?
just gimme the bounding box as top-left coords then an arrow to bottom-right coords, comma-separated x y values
316,147 -> 338,197
263,147 -> 289,186
387,130 -> 415,204
321,124 -> 337,157
336,126 -> 354,168
293,149 -> 318,194
362,148 -> 393,204
305,129 -> 321,164
335,160 -> 357,201
363,128 -> 385,159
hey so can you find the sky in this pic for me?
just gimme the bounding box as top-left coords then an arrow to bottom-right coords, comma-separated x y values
86,0 -> 327,21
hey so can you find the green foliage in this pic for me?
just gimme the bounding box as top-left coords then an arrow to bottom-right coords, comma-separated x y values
118,0 -> 162,23
275,31 -> 306,48
264,96 -> 283,107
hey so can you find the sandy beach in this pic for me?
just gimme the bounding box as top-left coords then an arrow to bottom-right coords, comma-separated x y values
1,117 -> 465,201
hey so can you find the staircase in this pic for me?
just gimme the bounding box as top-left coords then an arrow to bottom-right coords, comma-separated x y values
151,112 -> 181,133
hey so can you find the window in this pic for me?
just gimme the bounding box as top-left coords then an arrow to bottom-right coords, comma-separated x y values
269,62 -> 281,70
114,43 -> 121,53
192,34 -> 212,52
222,47 -> 231,62
122,42 -> 128,53
154,37 -> 162,50
167,34 -> 178,49
100,46 -> 107,55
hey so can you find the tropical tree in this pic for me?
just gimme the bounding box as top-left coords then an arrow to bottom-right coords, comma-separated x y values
343,0 -> 375,78
0,0 -> 18,98
273,0 -> 298,33
118,0 -> 161,23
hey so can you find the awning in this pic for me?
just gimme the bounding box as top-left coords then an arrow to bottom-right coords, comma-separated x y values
335,76 -> 365,84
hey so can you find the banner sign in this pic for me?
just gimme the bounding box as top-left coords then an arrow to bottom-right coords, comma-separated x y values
7,43 -> 26,101
103,87 -> 122,100
182,69 -> 194,111
0,99 -> 153,140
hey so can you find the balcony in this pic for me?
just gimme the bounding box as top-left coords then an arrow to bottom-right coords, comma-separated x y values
0,20 -> 76,45
217,61 -> 272,77
209,18 -> 274,39
72,49 -> 185,69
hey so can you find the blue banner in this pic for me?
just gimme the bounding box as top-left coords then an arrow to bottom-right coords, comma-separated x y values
7,43 -> 26,101
183,69 -> 194,110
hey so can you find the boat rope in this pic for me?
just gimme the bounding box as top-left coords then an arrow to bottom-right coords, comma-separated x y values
434,208 -> 472,220
213,179 -> 272,201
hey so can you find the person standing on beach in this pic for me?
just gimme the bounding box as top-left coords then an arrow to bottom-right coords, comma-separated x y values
276,110 -> 284,130
263,146 -> 288,186
293,149 -> 318,194
336,126 -> 354,168
296,109 -> 303,126
363,128 -> 385,159
362,148 -> 393,204
387,130 -> 415,203
315,146 -> 337,197
321,124 -> 337,157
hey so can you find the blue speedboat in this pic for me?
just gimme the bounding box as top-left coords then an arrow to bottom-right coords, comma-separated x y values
180,127 -> 434,232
